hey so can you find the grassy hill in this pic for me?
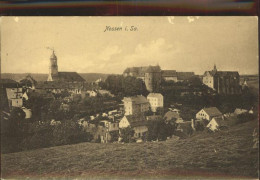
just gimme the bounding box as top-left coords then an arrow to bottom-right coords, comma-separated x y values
1,119 -> 258,179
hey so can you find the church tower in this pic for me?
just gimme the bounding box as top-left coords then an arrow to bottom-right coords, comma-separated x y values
47,50 -> 59,81
212,63 -> 217,74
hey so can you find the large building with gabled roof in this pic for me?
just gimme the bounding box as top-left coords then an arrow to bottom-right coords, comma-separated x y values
122,95 -> 150,115
123,65 -> 162,92
123,65 -> 195,92
203,64 -> 241,94
47,51 -> 85,83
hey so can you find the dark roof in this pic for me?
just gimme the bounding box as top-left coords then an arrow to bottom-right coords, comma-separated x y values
123,66 -> 161,75
204,70 -> 239,77
0,79 -> 18,84
123,95 -> 149,104
36,81 -> 83,89
146,66 -> 161,73
0,79 -> 21,88
176,72 -> 195,80
125,115 -> 147,127
162,70 -> 177,77
212,117 -> 229,127
203,107 -> 222,117
58,72 -> 85,82
216,71 -> 239,77
20,75 -> 37,85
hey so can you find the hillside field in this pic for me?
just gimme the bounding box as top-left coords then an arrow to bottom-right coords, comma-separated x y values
1,119 -> 258,179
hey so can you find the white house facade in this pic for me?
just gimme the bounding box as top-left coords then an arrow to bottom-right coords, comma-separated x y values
196,107 -> 222,121
147,93 -> 164,112
123,95 -> 150,115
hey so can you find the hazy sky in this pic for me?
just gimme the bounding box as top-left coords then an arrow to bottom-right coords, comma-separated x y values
1,16 -> 258,75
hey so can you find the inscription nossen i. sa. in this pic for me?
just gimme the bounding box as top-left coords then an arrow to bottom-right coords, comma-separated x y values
104,26 -> 138,32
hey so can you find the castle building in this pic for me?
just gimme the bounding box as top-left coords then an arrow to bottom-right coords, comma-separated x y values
47,51 -> 85,83
123,65 -> 162,92
203,65 -> 241,94
123,65 -> 195,92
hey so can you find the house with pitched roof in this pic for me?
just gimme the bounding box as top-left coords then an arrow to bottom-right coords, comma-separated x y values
122,95 -> 150,115
196,107 -> 222,121
207,117 -> 229,131
20,74 -> 37,90
119,115 -> 148,139
203,64 -> 240,94
5,85 -> 23,109
147,93 -> 163,112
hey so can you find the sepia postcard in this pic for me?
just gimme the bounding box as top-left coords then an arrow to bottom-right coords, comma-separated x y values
0,16 -> 259,179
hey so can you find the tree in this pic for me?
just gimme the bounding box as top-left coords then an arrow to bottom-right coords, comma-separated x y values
24,91 -> 51,122
120,127 -> 135,143
188,76 -> 202,87
51,120 -> 92,146
147,120 -> 177,141
1,107 -> 26,153
237,113 -> 256,124
9,107 -> 26,136
103,75 -> 148,97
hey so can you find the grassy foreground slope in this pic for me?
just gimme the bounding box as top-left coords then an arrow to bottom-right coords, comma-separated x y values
1,120 -> 258,179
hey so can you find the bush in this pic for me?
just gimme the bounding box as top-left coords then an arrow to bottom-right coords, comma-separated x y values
147,120 -> 177,141
51,120 -> 92,146
237,113 -> 256,124
120,127 -> 135,143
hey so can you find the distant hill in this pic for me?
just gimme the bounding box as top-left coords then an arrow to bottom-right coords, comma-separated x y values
1,73 -> 48,82
79,73 -> 112,82
1,73 -> 114,82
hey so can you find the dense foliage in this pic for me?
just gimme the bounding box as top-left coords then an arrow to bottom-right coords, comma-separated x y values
99,75 -> 149,97
147,120 -> 177,141
120,127 -> 135,143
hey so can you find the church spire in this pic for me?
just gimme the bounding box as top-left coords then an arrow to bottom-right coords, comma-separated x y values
47,49 -> 58,81
213,63 -> 217,73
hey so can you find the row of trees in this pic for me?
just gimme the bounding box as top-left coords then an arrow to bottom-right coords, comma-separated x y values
99,75 -> 149,97
1,107 -> 93,153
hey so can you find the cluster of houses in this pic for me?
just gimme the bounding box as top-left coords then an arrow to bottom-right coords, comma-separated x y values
0,51 -> 254,144
1,74 -> 254,144
0,78 -> 33,119
76,88 -> 255,143
78,93 -> 164,143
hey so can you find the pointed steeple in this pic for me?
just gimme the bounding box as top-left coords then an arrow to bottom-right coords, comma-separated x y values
212,63 -> 217,74
50,50 -> 57,60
